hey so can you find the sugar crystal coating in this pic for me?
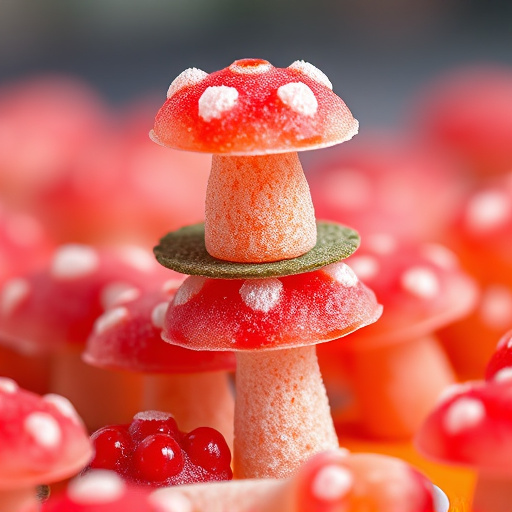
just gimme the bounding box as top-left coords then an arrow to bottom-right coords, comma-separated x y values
167,68 -> 209,99
68,470 -> 126,504
24,412 -> 62,448
289,60 -> 333,89
174,276 -> 206,306
322,262 -> 358,287
239,279 -> 283,313
198,86 -> 239,122
229,59 -> 272,75
277,82 -> 318,117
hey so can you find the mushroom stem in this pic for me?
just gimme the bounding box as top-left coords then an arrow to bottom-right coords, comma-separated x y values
0,488 -> 39,512
143,371 -> 235,448
333,335 -> 456,439
205,153 -> 316,263
472,473 -> 512,512
234,345 -> 338,479
51,349 -> 144,431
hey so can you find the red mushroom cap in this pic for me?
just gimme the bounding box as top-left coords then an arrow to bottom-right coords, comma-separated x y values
42,470 -> 157,512
0,244 -> 172,354
162,261 -> 382,351
0,377 -> 92,489
151,58 -> 358,155
339,235 -> 478,347
83,282 -> 235,374
415,379 -> 512,476
485,330 -> 512,382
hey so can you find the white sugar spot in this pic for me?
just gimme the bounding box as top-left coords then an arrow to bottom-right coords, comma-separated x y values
173,276 -> 206,306
421,244 -> 458,270
0,278 -> 30,316
101,283 -> 140,309
239,278 -> 283,313
25,412 -> 62,448
479,285 -> 512,330
0,377 -> 18,394
151,302 -> 170,329
365,233 -> 397,255
229,61 -> 272,74
465,190 -> 511,233
401,266 -> 440,299
311,464 -> 353,501
493,367 -> 512,383
149,129 -> 165,146
167,68 -> 208,99
119,246 -> 156,272
51,245 -> 99,280
322,262 -> 358,287
277,82 -> 318,117
436,382 -> 476,405
348,255 -> 379,281
93,307 -> 129,335
443,397 -> 485,435
150,489 -> 193,512
134,410 -> 175,422
198,86 -> 239,122
288,60 -> 333,89
43,394 -> 80,423
68,471 -> 125,504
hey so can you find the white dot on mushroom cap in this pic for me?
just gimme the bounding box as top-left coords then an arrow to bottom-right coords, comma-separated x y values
24,412 -> 62,449
167,67 -> 209,99
400,266 -> 440,299
347,255 -> 380,282
162,279 -> 185,295
198,86 -> 239,122
493,367 -> 512,383
119,246 -> 156,272
43,394 -> 80,423
365,233 -> 397,255
0,377 -> 18,394
51,245 -> 99,280
288,60 -> 333,90
322,262 -> 359,287
93,307 -> 129,335
101,283 -> 141,309
68,471 -> 125,505
229,61 -> 272,74
277,82 -> 318,117
465,190 -> 511,233
443,397 -> 486,435
479,285 -> 512,330
311,464 -> 353,501
173,276 -> 206,306
239,278 -> 283,313
436,382 -> 478,405
151,302 -> 170,329
0,278 -> 30,316
150,489 -> 193,512
421,244 -> 459,270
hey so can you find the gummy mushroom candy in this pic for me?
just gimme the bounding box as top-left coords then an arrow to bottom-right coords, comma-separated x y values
151,58 -> 358,263
41,470 -> 157,512
86,411 -> 232,486
0,243 -> 172,430
163,261 -> 382,478
485,329 -> 512,382
150,449 -> 438,512
83,283 -> 235,444
0,377 -> 92,512
318,235 -> 477,439
415,376 -> 512,512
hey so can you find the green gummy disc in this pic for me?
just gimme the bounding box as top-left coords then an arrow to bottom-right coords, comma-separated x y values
154,221 -> 360,279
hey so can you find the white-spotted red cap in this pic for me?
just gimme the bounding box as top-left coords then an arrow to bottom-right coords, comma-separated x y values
0,244 -> 173,353
162,261 -> 382,351
415,379 -> 512,475
151,58 -> 358,155
84,283 -> 235,374
0,378 -> 92,489
42,470 -> 158,511
339,236 -> 479,347
485,330 -> 512,382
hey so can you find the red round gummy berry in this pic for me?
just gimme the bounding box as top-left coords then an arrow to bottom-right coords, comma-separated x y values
89,425 -> 133,471
134,433 -> 184,483
128,411 -> 180,443
182,426 -> 232,473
